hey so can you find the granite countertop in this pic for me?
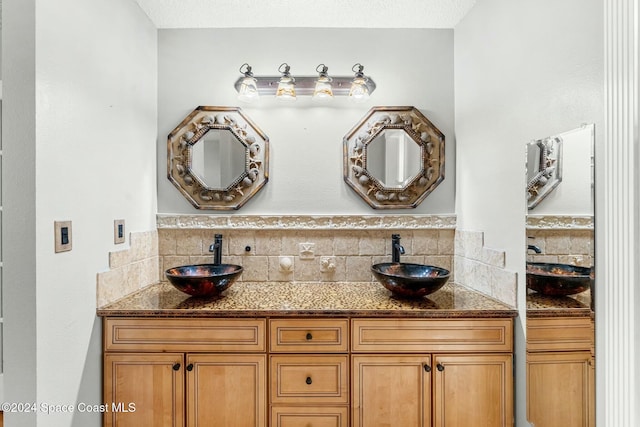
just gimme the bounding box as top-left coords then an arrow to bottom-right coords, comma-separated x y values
526,289 -> 593,318
97,281 -> 517,319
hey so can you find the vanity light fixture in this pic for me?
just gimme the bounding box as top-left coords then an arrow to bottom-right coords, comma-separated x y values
237,63 -> 260,103
349,63 -> 370,103
234,63 -> 376,102
312,64 -> 334,101
275,63 -> 296,102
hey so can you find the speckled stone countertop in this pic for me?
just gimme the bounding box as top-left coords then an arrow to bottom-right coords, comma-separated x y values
526,289 -> 593,318
97,281 -> 517,318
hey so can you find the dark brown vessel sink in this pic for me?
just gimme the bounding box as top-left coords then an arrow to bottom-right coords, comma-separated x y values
526,262 -> 592,296
165,264 -> 243,297
371,262 -> 450,298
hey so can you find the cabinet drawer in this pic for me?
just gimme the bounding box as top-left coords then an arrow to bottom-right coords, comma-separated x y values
104,317 -> 266,352
270,355 -> 349,404
527,317 -> 594,352
270,319 -> 349,353
271,406 -> 348,427
352,318 -> 513,353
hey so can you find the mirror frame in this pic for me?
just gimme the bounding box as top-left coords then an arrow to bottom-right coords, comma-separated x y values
167,106 -> 269,210
343,106 -> 445,209
526,135 -> 563,210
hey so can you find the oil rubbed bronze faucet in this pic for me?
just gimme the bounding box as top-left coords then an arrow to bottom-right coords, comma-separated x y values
209,234 -> 223,265
527,244 -> 542,254
392,234 -> 405,263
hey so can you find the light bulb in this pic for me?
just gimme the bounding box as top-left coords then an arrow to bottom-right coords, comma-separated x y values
313,64 -> 333,101
237,63 -> 259,102
276,63 -> 296,102
349,76 -> 370,102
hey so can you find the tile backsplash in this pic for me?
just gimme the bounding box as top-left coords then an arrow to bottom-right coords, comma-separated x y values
453,229 -> 517,307
96,230 -> 159,307
526,215 -> 594,267
96,214 -> 523,309
157,215 -> 456,284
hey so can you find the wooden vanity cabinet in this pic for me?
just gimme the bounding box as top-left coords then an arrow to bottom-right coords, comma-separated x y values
103,318 -> 267,427
526,316 -> 595,427
351,318 -> 514,427
103,316 -> 515,427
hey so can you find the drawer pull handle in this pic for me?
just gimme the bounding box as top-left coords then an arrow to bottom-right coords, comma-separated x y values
306,376 -> 313,385
423,364 -> 431,372
172,363 -> 181,371
306,332 -> 313,340
186,364 -> 194,372
436,364 -> 445,372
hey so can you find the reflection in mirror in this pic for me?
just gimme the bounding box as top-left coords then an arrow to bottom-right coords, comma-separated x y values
526,136 -> 562,209
367,129 -> 422,189
167,106 -> 269,210
525,124 -> 594,295
343,106 -> 445,209
525,124 -> 595,427
191,129 -> 247,188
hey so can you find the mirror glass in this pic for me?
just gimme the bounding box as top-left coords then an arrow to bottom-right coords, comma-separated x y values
526,124 -> 594,299
167,106 -> 269,210
191,129 -> 247,189
526,136 -> 562,209
367,129 -> 422,189
525,123 -> 595,427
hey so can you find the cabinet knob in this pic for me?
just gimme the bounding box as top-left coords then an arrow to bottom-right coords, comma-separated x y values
436,364 -> 445,372
186,364 -> 194,371
423,364 -> 431,372
306,376 -> 313,385
306,332 -> 313,340
172,363 -> 181,371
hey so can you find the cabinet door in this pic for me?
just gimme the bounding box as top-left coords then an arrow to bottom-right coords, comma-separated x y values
527,351 -> 594,427
432,354 -> 513,427
352,355 -> 431,427
186,354 -> 266,427
104,353 -> 185,427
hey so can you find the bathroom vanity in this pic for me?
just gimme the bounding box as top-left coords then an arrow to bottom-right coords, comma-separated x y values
98,281 -> 517,427
526,292 -> 594,427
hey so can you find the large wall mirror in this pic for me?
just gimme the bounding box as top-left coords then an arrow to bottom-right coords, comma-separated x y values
525,123 -> 595,427
343,106 -> 445,209
167,106 -> 269,210
525,124 -> 594,286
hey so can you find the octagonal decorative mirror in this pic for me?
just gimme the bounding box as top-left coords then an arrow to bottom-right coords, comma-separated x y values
168,106 -> 269,209
526,134 -> 563,210
343,106 -> 445,209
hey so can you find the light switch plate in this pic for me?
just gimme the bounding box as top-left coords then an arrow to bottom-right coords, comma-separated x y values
54,221 -> 72,253
114,219 -> 125,244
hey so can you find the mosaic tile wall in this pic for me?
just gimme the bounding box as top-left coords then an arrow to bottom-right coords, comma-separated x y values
96,230 -> 159,307
453,229 -> 517,307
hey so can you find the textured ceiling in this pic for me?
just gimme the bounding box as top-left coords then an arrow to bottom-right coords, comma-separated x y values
132,0 -> 477,29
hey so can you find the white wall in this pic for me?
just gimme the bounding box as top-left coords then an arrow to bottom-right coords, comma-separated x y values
2,0 -> 158,425
455,0 -> 603,425
157,28 -> 456,215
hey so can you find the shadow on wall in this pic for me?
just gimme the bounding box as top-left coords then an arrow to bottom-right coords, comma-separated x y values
71,317 -> 103,427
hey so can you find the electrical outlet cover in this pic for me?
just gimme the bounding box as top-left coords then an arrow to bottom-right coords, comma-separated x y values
54,221 -> 72,253
114,219 -> 125,244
